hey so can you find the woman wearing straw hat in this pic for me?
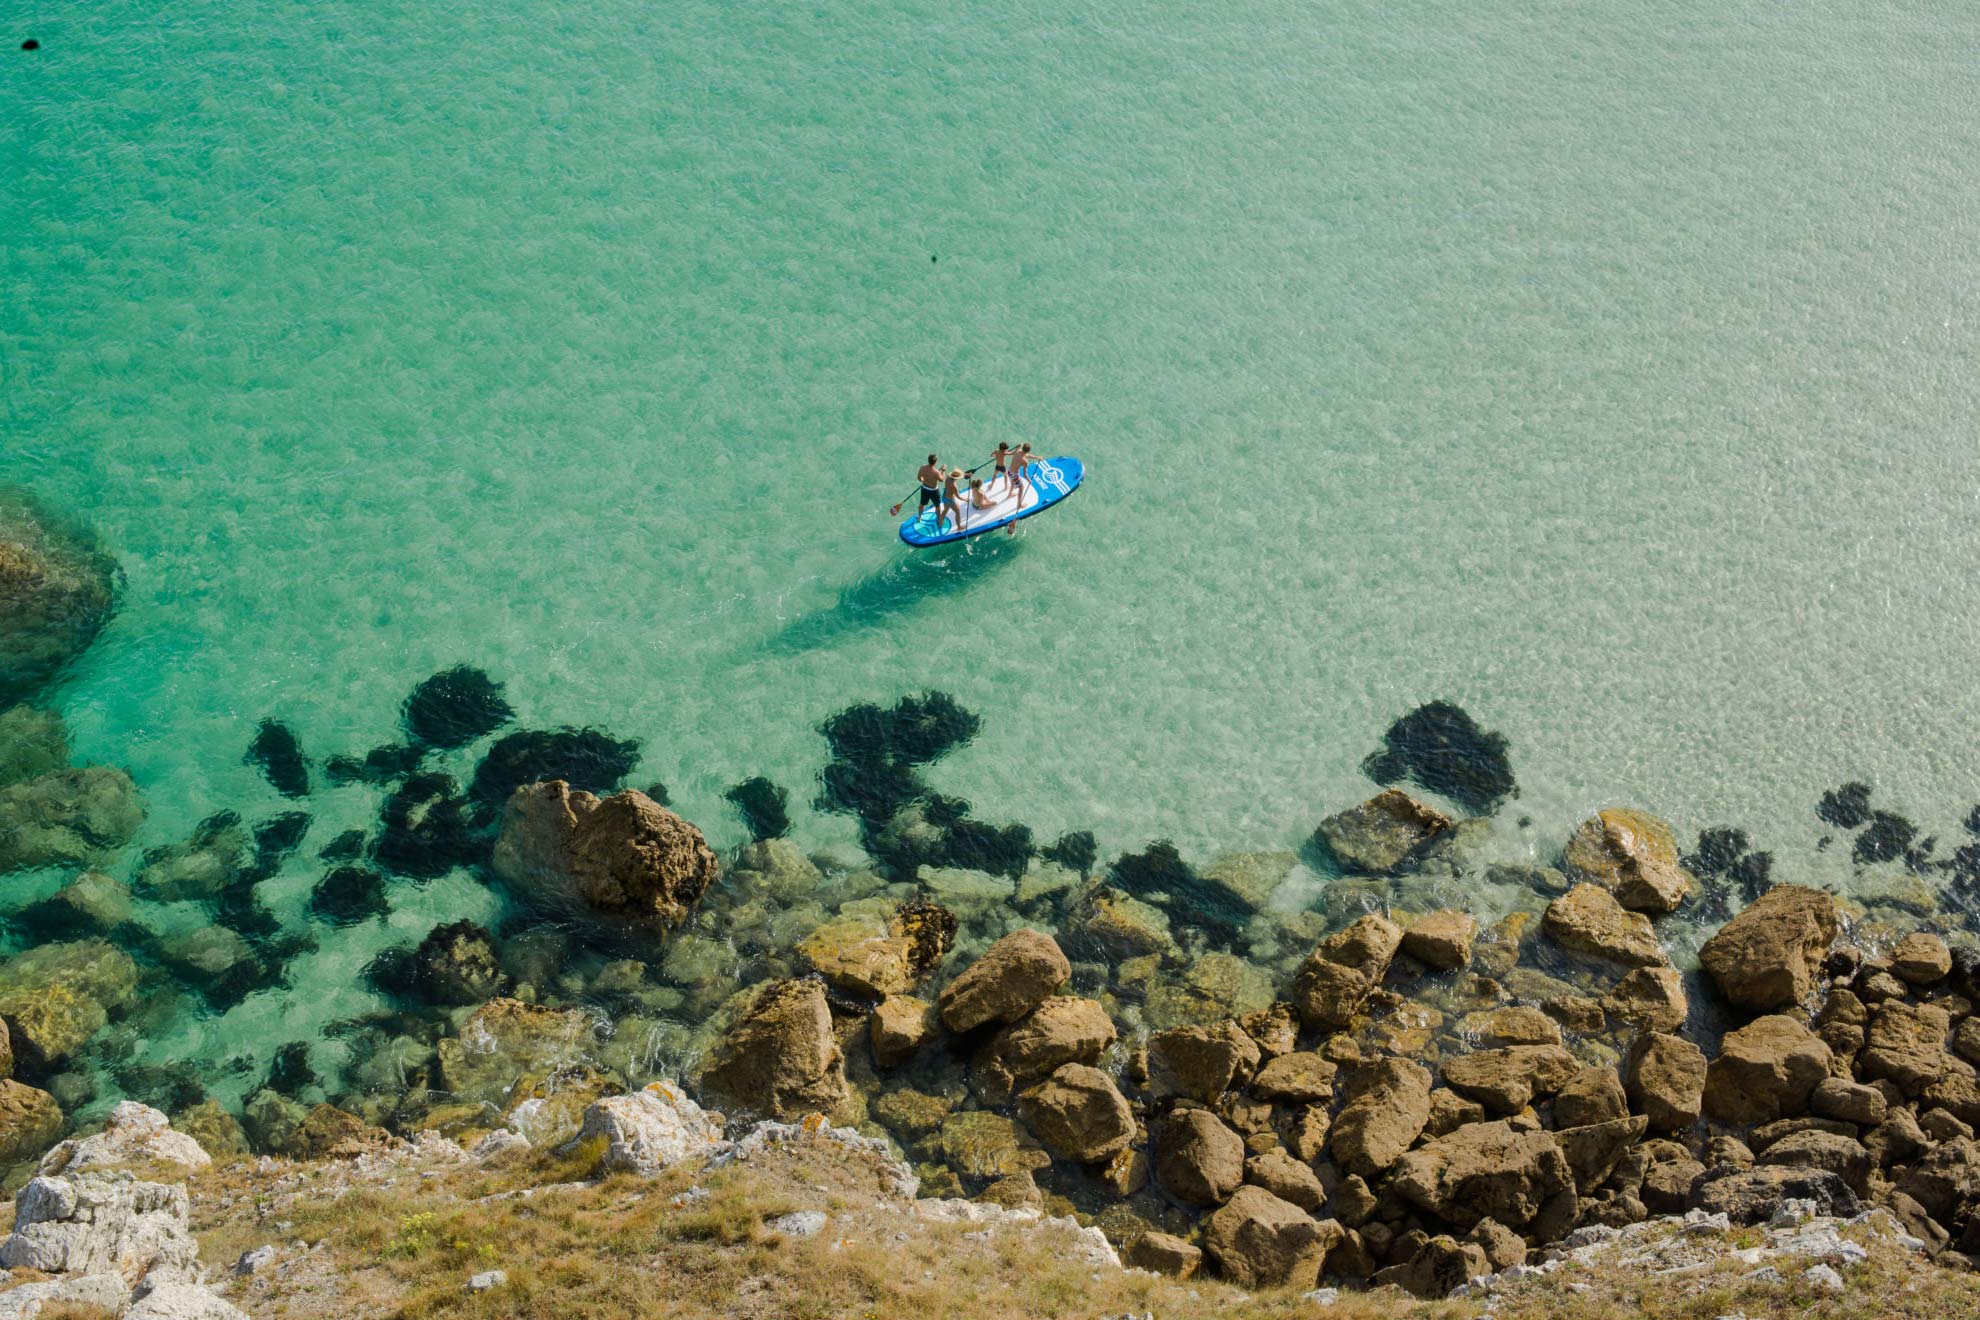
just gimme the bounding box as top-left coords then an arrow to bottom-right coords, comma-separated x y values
940,466 -> 965,532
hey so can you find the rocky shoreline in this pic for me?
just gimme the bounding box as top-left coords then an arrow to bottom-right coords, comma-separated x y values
11,487 -> 1980,1310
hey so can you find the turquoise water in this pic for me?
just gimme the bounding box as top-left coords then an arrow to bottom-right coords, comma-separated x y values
8,0 -> 1980,1098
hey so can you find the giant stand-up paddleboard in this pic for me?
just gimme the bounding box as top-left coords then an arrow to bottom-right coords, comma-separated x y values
899,456 -> 1085,547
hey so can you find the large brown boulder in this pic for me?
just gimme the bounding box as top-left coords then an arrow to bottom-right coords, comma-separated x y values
1146,1021 -> 1261,1103
1245,1148 -> 1326,1210
1556,1116 -> 1650,1193
1373,1235 -> 1491,1299
1625,1032 -> 1706,1131
492,781 -> 716,927
1291,915 -> 1403,1030
1860,1000 -> 1950,1096
1251,1051 -> 1337,1103
1601,967 -> 1689,1033
1691,1164 -> 1861,1224
1203,1185 -> 1343,1289
1329,1056 -> 1432,1178
1389,1120 -> 1575,1230
1696,885 -> 1837,1011
1542,884 -> 1665,967
1555,1066 -> 1629,1128
1895,1137 -> 1980,1222
0,1079 -> 63,1165
1757,1129 -> 1872,1196
1016,1063 -> 1134,1164
1155,1108 -> 1244,1207
1562,809 -> 1692,912
1315,790 -> 1452,873
1400,910 -> 1477,970
937,930 -> 1070,1033
974,996 -> 1116,1101
1440,1045 -> 1581,1115
1892,933 -> 1952,987
1702,1015 -> 1832,1125
869,995 -> 939,1068
696,979 -> 848,1120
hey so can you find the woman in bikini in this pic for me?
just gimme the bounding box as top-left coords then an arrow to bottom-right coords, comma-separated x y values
940,467 -> 965,531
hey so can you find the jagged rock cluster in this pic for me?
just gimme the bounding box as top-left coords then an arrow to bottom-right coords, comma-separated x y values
0,1101 -> 243,1318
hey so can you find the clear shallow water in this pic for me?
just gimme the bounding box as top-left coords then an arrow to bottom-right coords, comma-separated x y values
6,0 -> 1980,1099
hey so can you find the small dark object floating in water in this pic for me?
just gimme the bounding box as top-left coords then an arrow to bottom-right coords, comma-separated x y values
22,39 -> 39,51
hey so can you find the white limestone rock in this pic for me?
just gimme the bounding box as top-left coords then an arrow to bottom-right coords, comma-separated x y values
39,1101 -> 212,1178
576,1082 -> 722,1176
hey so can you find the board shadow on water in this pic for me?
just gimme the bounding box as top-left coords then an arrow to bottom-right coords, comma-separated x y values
759,536 -> 1023,656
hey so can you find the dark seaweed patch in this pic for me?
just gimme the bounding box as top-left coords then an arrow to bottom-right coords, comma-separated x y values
725,776 -> 791,841
469,727 -> 641,815
1853,811 -> 1915,865
404,666 -> 515,749
1042,830 -> 1098,876
1110,840 -> 1248,942
1361,701 -> 1514,814
820,691 -> 980,768
246,720 -> 310,798
1817,782 -> 1872,830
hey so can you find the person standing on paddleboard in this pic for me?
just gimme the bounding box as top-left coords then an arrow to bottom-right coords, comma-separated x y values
915,454 -> 943,519
941,467 -> 965,532
989,442 -> 1013,492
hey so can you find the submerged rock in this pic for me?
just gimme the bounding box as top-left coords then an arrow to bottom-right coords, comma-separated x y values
0,704 -> 67,788
0,766 -> 144,873
245,720 -> 309,798
136,812 -> 249,901
493,781 -> 717,927
0,487 -> 119,704
408,920 -> 510,1006
435,998 -> 598,1108
0,940 -> 137,1072
1361,701 -> 1515,814
309,865 -> 387,925
374,771 -> 477,878
403,666 -> 514,750
1816,782 -> 1873,830
820,692 -> 980,769
1108,841 -> 1250,940
1315,790 -> 1452,874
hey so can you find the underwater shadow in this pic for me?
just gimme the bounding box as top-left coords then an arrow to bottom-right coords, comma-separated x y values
760,535 -> 1024,656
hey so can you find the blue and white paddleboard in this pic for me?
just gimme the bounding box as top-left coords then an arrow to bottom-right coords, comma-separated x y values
899,456 -> 1085,548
